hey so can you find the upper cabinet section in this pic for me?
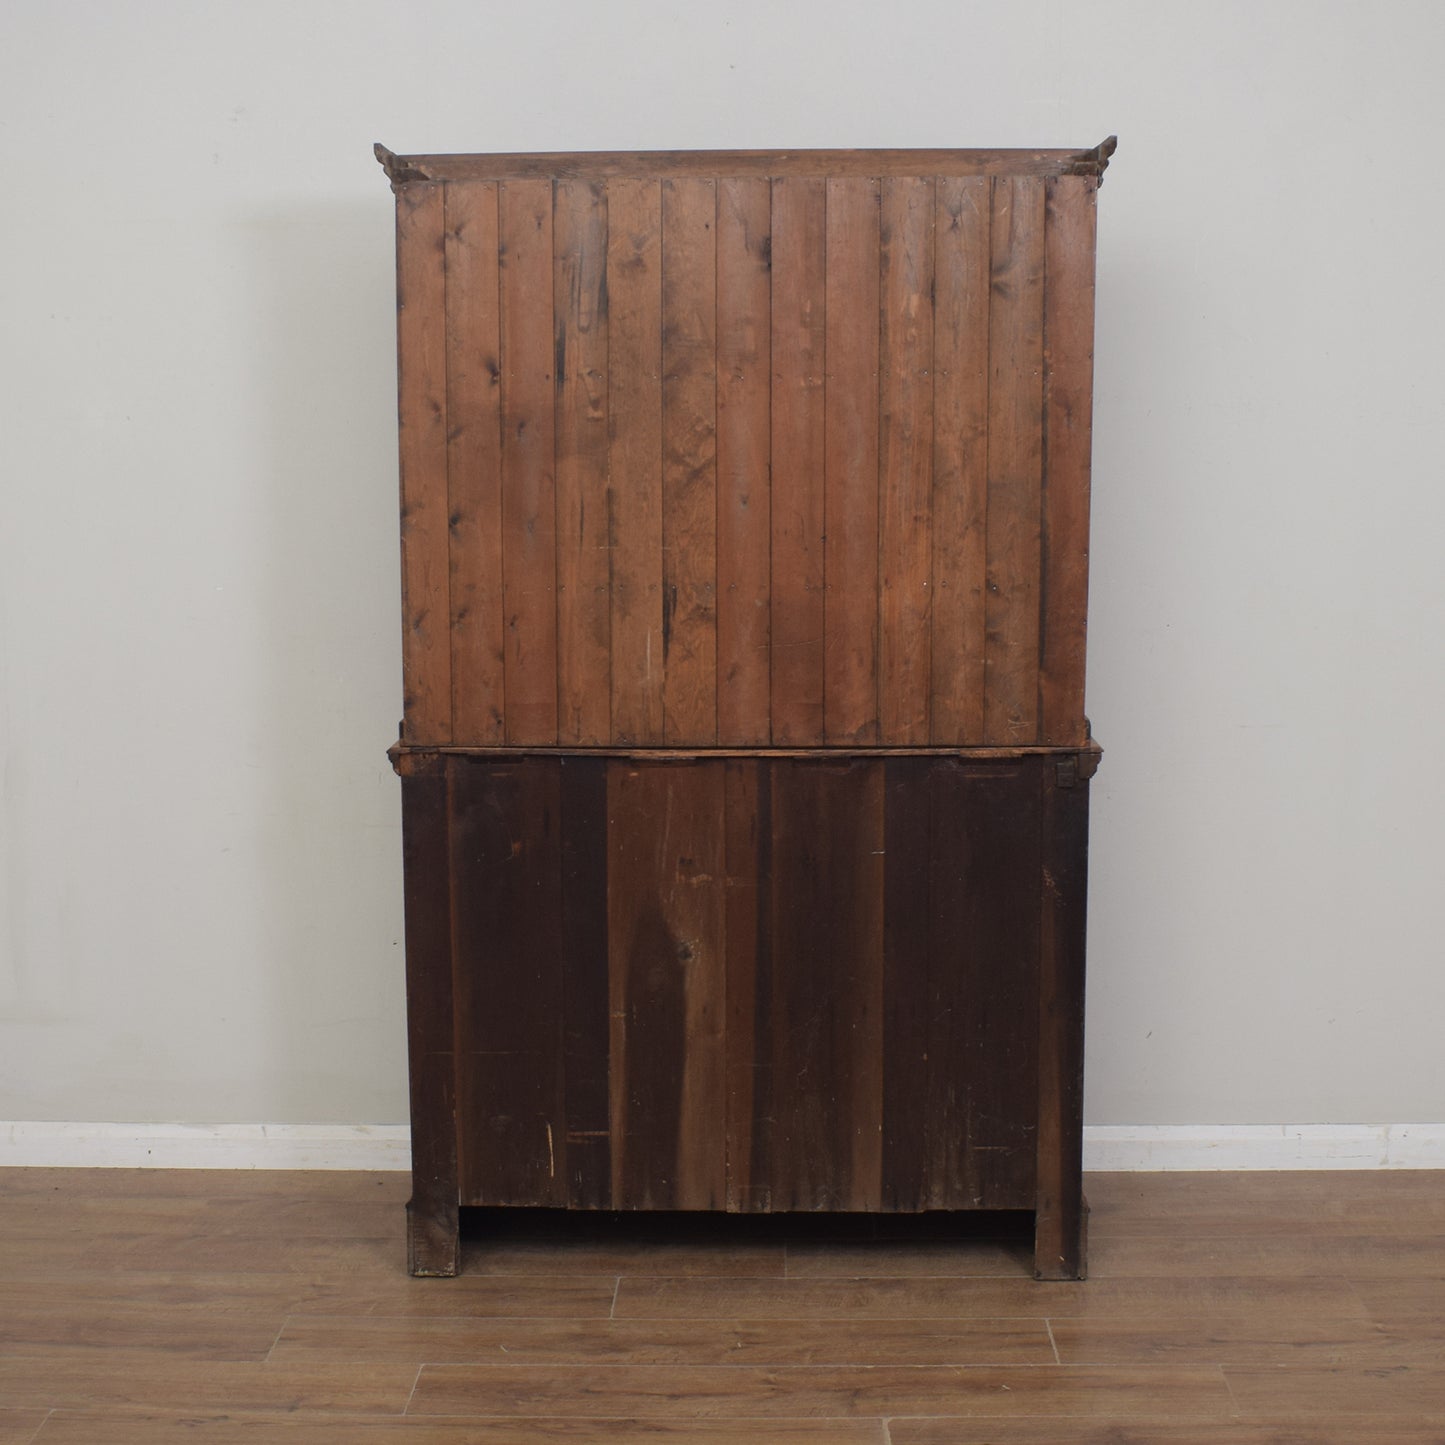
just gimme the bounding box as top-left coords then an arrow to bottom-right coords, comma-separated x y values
383,143 -> 1113,749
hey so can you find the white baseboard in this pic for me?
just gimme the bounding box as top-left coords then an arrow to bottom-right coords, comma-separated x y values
1,1122 -> 1442,1172
1083,1124 -> 1445,1171
0,1123 -> 411,1170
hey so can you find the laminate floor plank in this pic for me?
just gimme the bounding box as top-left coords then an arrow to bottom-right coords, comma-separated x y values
614,1276 -> 1369,1321
887,1421 -> 1445,1444
0,1300 -> 285,1361
1087,1233 -> 1445,1280
32,1416 -> 885,1444
783,1240 -> 1032,1278
409,1363 -> 1233,1419
1224,1366 -> 1445,1417
0,1353 -> 417,1414
461,1243 -> 786,1278
1051,1314 -> 1445,1367
270,1315 -> 1054,1367
1351,1277 -> 1445,1324
0,1412 -> 49,1445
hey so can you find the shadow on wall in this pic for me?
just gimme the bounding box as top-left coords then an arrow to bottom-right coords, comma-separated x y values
241,200 -> 411,1123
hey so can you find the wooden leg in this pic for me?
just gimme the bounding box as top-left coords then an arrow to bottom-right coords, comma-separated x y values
400,757 -> 460,1277
1034,757 -> 1091,1281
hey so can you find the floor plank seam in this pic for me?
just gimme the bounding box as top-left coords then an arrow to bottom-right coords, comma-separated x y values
23,1408 -> 54,1445
1044,1317 -> 1061,1364
609,1275 -> 621,1320
401,1362 -> 425,1416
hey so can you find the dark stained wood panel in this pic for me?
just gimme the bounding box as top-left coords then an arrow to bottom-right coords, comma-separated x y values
983,176 -> 1047,745
715,178 -> 773,744
395,182 -> 451,744
769,760 -> 886,1211
768,176 -> 827,745
1039,175 -> 1099,747
498,179 -> 559,743
553,179 -> 612,746
444,181 -> 505,743
606,178 -> 665,744
823,176 -> 881,744
878,177 -> 936,744
606,764 -> 728,1209
558,755 -> 611,1208
452,759 -> 566,1207
930,175 -> 991,745
661,178 -> 719,744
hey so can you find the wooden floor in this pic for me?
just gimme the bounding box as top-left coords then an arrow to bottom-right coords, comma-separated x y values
1,1170 -> 1443,1441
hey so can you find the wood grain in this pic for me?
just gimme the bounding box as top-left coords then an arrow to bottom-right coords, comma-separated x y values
714,178 -> 772,744
983,175 -> 1047,744
395,182 -> 451,744
930,175 -> 991,743
444,180 -> 505,742
607,764 -> 727,1209
661,178 -> 719,743
822,176 -> 880,743
877,176 -> 935,743
498,178 -> 559,742
552,178 -> 611,745
606,178 -> 665,743
1039,173 -> 1098,745
768,176 -> 826,744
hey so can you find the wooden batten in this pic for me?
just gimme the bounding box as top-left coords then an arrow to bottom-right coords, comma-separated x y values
383,144 -> 1111,748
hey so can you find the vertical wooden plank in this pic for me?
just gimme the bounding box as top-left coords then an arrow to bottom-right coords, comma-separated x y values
553,180 -> 612,746
769,177 -> 826,745
400,757 -> 457,1275
930,759 -> 1041,1210
983,176 -> 1046,745
723,759 -> 766,1211
1035,758 -> 1091,1279
930,175 -> 991,745
498,179 -> 559,743
661,178 -> 719,744
395,182 -> 451,744
559,755 -> 611,1209
823,176 -> 881,744
607,762 -> 727,1211
1039,175 -> 1099,747
878,176 -> 935,744
880,757 -> 932,1211
770,760 -> 885,1212
452,758 -> 566,1209
715,178 -> 772,746
444,182 -> 505,743
607,179 -> 665,744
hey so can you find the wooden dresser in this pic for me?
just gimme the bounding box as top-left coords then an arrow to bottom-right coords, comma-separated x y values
378,139 -> 1114,1279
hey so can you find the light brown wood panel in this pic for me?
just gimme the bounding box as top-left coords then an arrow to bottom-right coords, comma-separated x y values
273,1314 -> 1052,1366
444,181 -> 505,742
768,175 -> 827,744
661,177 -> 719,744
553,178 -> 611,745
878,176 -> 936,743
395,181 -> 451,744
614,1274 -> 1370,1321
930,174 -> 991,744
37,1416 -> 889,1444
0,1351 -> 417,1414
498,178 -> 559,742
1039,173 -> 1098,745
983,174 -> 1046,744
408,1362 -> 1233,1419
714,178 -> 772,744
606,177 -> 665,743
1224,1366 -> 1445,1417
891,1425 -> 1445,1445
607,764 -> 728,1209
822,175 -> 881,743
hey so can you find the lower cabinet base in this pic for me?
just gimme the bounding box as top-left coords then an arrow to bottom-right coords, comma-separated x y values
398,750 -> 1093,1281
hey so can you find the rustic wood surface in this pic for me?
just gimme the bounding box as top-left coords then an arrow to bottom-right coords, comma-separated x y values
3,1167 -> 1444,1440
389,156 -> 1103,748
402,753 -> 1088,1265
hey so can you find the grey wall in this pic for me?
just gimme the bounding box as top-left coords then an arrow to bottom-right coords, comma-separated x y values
2,0 -> 1442,1127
